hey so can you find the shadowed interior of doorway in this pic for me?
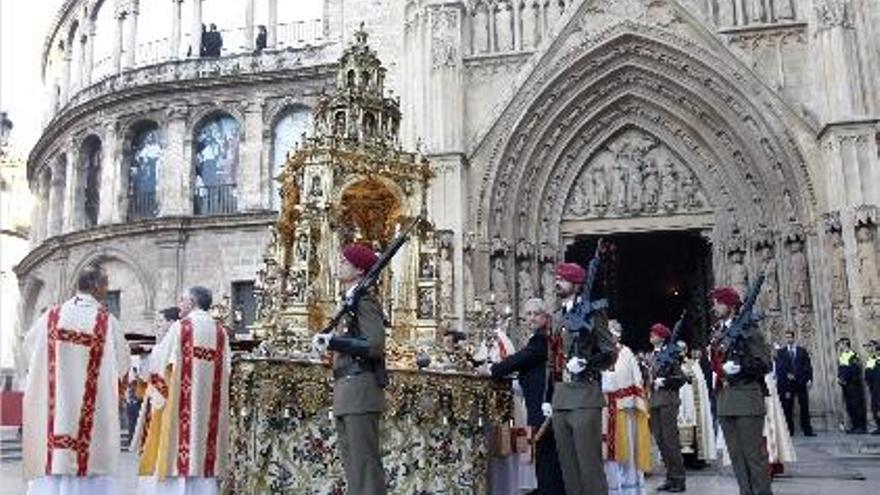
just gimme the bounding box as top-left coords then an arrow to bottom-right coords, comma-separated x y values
566,230 -> 713,353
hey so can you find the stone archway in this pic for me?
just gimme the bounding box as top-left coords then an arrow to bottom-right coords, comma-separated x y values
466,13 -> 838,422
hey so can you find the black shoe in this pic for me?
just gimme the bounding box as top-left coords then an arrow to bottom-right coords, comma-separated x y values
667,486 -> 686,493
871,429 -> 880,436
657,481 -> 672,491
805,431 -> 816,437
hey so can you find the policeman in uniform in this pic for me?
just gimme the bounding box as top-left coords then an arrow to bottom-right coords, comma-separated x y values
837,337 -> 868,434
313,243 -> 387,494
544,262 -> 616,495
649,323 -> 687,492
710,286 -> 773,495
865,339 -> 880,435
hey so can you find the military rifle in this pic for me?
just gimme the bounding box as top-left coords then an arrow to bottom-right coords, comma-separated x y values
718,270 -> 766,354
561,238 -> 608,335
320,217 -> 422,334
655,309 -> 687,377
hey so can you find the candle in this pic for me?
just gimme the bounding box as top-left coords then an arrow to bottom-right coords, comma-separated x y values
489,293 -> 496,303
474,300 -> 483,312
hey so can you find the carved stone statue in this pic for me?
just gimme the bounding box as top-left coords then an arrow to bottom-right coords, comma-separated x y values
783,190 -> 797,221
642,161 -> 660,211
495,2 -> 514,52
518,258 -> 536,316
856,225 -> 880,302
660,159 -> 678,211
439,244 -> 454,316
757,245 -> 780,311
418,289 -> 434,319
729,249 -> 749,297
567,177 -> 589,216
718,0 -> 737,26
491,256 -> 510,305
463,246 -> 475,310
610,161 -> 628,213
625,156 -> 643,213
831,231 -> 849,306
789,240 -> 812,309
590,165 -> 608,212
680,171 -> 703,209
745,0 -> 767,23
773,0 -> 795,20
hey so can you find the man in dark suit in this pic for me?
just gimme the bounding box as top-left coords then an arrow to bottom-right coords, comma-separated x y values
865,339 -> 880,435
490,297 -> 566,494
775,330 -> 815,436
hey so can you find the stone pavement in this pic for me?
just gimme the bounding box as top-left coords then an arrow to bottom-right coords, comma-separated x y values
0,433 -> 876,494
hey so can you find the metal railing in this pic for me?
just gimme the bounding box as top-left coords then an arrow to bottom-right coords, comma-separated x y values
127,191 -> 158,221
194,184 -> 237,216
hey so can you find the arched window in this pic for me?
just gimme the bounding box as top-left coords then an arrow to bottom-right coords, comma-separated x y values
271,107 -> 313,209
79,136 -> 102,227
194,113 -> 240,215
128,122 -> 162,220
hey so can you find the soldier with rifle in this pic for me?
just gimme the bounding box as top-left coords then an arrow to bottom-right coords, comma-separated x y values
649,316 -> 688,492
709,277 -> 774,495
544,241 -> 617,495
312,220 -> 420,494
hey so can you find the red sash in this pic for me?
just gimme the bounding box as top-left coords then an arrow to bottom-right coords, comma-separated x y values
45,305 -> 109,476
605,384 -> 644,459
177,319 -> 226,476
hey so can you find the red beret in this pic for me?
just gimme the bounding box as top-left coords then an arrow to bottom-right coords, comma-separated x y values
650,323 -> 671,339
710,286 -> 742,308
555,262 -> 586,284
342,243 -> 378,273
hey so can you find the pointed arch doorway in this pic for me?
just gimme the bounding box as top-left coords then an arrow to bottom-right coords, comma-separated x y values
564,228 -> 713,353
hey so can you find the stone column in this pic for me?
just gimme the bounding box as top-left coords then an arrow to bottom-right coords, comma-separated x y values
46,161 -> 66,238
154,232 -> 187,311
98,121 -> 121,225
84,22 -> 96,85
245,0 -> 256,50
239,99 -> 265,211
60,52 -> 71,105
190,0 -> 203,58
427,153 -> 468,326
124,0 -> 139,69
267,0 -> 278,48
62,146 -> 80,233
170,0 -> 183,59
159,106 -> 192,216
113,12 -> 125,74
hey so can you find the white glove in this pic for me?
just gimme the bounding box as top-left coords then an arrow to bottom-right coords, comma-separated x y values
542,402 -> 553,418
312,332 -> 332,354
654,377 -> 666,389
476,363 -> 492,376
722,361 -> 741,376
566,357 -> 587,375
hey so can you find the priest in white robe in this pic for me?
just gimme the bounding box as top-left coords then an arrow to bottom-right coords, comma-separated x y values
22,265 -> 131,495
137,286 -> 231,495
602,320 -> 651,495
678,346 -> 716,465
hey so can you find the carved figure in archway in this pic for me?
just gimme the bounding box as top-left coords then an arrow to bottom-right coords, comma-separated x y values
642,160 -> 660,212
590,165 -> 608,212
773,0 -> 795,20
788,240 -> 811,309
718,0 -> 737,26
567,176 -> 589,216
491,256 -> 510,305
518,258 -> 536,315
745,0 -> 767,23
659,158 -> 678,211
757,245 -> 780,311
463,245 -> 475,310
610,160 -> 628,213
439,242 -> 454,316
729,249 -> 748,296
856,225 -> 880,302
831,231 -> 849,306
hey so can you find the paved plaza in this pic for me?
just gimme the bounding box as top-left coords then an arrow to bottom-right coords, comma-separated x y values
1,431 -> 877,494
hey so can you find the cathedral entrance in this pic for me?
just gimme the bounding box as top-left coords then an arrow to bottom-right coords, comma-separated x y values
566,230 -> 713,352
